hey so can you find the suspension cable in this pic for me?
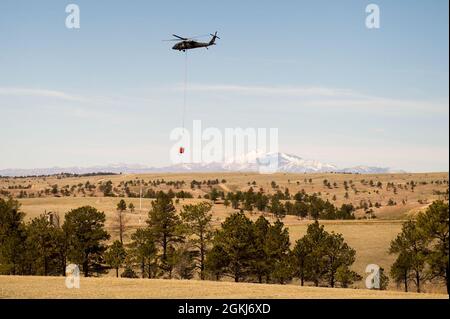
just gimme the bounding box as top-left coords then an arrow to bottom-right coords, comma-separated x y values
182,50 -> 188,135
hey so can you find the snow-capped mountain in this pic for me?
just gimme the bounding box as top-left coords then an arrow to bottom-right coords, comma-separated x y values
0,152 -> 403,177
222,151 -> 339,173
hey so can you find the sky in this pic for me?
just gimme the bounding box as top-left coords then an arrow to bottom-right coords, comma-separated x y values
0,0 -> 448,172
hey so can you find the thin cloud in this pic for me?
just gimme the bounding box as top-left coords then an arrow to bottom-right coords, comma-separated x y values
185,84 -> 360,98
0,87 -> 85,102
182,83 -> 448,113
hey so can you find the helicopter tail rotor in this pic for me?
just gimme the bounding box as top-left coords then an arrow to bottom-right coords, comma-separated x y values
209,32 -> 220,45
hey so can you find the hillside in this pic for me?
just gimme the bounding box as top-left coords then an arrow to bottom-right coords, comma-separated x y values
2,172 -> 447,221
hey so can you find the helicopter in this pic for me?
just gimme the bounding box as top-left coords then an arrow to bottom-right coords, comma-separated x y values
167,32 -> 220,155
166,32 -> 220,52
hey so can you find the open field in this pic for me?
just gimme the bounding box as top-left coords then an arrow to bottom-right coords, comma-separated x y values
1,172 -> 448,295
0,276 -> 447,299
10,199 -> 447,293
2,172 -> 448,220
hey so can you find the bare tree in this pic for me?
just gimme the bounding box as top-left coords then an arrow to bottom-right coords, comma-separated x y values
114,200 -> 129,243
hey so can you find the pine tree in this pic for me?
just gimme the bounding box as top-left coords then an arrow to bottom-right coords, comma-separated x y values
211,212 -> 256,282
390,252 -> 412,292
322,232 -> 357,288
129,228 -> 157,278
265,219 -> 291,284
335,265 -> 362,288
147,192 -> 183,273
416,200 -> 449,294
25,215 -> 64,276
252,216 -> 270,283
115,199 -> 128,243
205,243 -> 229,280
292,221 -> 360,288
105,240 -> 126,277
63,206 -> 110,277
180,202 -> 213,280
173,244 -> 196,279
292,237 -> 311,286
269,197 -> 285,219
389,220 -> 428,292
0,198 -> 27,275
302,222 -> 329,286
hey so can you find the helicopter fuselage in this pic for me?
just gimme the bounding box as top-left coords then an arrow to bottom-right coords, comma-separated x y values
172,40 -> 215,51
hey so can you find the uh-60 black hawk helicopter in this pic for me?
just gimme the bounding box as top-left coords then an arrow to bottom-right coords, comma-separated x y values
166,32 -> 220,52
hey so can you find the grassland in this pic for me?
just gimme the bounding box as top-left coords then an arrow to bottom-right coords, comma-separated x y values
0,276 -> 446,299
3,172 -> 447,221
1,172 -> 448,296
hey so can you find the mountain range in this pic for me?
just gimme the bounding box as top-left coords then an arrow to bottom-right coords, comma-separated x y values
0,152 -> 403,177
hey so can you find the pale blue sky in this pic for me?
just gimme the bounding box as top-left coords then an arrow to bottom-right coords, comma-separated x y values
0,0 -> 448,171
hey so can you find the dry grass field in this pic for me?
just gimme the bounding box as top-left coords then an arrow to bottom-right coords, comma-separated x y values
0,276 -> 447,299
2,172 -> 447,220
6,198 -> 409,290
1,172 -> 448,297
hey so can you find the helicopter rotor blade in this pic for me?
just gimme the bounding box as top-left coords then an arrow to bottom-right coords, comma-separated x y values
171,34 -> 211,41
172,34 -> 188,40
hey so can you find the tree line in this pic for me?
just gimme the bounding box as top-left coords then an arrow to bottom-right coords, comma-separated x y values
1,196 -> 447,293
219,188 -> 356,220
0,194 -> 362,289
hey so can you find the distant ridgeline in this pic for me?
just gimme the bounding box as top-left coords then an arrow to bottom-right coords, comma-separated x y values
0,172 -> 119,179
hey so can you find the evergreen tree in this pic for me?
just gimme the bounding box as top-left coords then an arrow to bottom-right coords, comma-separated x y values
129,228 -> 157,278
209,188 -> 220,203
265,219 -> 291,284
121,255 -> 139,278
211,212 -> 256,282
390,252 -> 412,292
25,215 -> 64,276
105,240 -> 126,277
292,237 -> 311,286
173,244 -> 196,279
378,267 -> 390,290
322,232 -> 357,288
292,221 -> 360,288
335,265 -> 362,288
205,243 -> 229,280
302,222 -> 329,286
269,197 -> 285,219
389,220 -> 428,292
180,202 -> 213,280
0,198 -> 27,275
147,192 -> 183,273
251,216 -> 271,283
254,193 -> 269,212
416,200 -> 449,294
63,206 -> 110,277
115,199 -> 128,243
117,199 -> 127,212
